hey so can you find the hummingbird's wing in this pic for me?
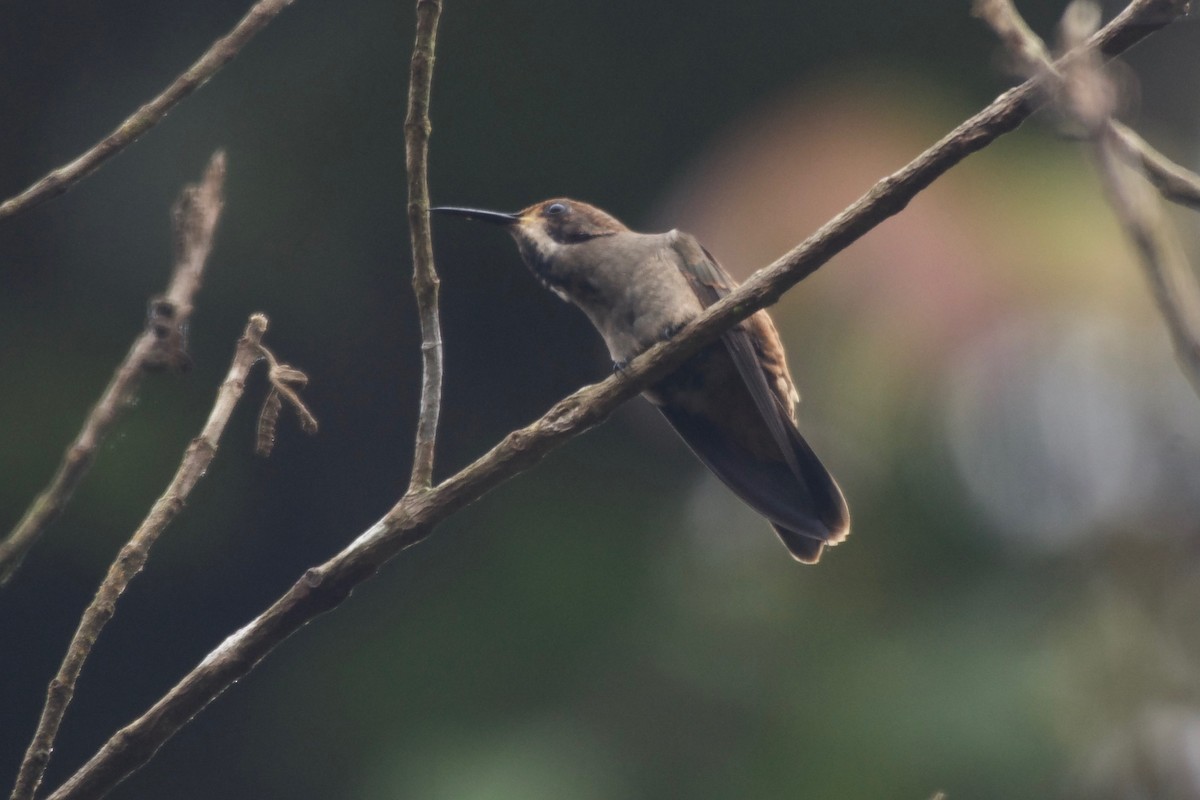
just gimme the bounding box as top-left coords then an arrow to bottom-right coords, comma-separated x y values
664,232 -> 849,562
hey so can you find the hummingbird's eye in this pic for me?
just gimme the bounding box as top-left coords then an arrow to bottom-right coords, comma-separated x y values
546,202 -> 568,216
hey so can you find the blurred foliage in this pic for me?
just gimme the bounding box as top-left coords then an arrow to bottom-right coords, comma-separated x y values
2,1 -> 1200,798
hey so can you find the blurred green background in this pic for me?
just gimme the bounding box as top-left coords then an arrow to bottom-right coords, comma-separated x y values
3,2 -> 1200,798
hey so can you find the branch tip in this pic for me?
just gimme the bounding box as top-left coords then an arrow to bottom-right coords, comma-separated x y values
0,2 -> 290,221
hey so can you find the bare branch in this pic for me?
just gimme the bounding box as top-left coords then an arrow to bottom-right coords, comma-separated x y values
976,0 -> 1200,398
41,3 -> 1188,798
0,0 -> 294,221
405,0 -> 445,492
9,315 -> 268,800
0,152 -> 227,586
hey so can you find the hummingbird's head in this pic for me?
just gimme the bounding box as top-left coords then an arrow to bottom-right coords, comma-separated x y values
432,198 -> 628,262
517,198 -> 629,244
433,198 -> 631,304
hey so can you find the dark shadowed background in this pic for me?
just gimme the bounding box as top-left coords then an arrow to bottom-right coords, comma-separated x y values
3,2 -> 1200,798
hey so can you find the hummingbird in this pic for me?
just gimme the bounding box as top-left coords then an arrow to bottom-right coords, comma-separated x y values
433,199 -> 849,563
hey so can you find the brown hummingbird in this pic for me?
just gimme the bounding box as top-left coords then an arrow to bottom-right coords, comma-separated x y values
433,198 -> 849,562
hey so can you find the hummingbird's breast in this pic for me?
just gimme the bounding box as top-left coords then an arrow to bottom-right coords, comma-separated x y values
560,232 -> 705,365
516,223 -> 800,463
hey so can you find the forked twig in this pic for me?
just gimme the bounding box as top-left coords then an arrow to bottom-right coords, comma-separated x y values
0,152 -> 227,586
975,0 -> 1200,399
974,0 -> 1200,212
1095,128 -> 1200,395
254,346 -> 318,457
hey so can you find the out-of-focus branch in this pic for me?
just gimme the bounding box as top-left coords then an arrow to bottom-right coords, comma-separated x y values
9,315 -> 269,800
0,0 -> 294,222
404,0 -> 445,492
974,0 -> 1200,212
1078,27 -> 1200,397
0,152 -> 227,586
976,0 -> 1200,399
1108,121 -> 1200,211
1096,129 -> 1200,396
41,2 -> 1189,798
975,0 -> 1058,68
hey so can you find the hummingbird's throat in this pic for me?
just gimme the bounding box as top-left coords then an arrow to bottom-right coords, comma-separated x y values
509,234 -> 565,300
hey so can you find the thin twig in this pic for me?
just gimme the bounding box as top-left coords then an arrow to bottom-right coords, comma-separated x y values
405,0 -> 445,492
976,0 -> 1200,398
9,315 -> 269,800
0,152 -> 227,586
40,4 -> 1187,798
253,345 -> 318,457
0,0 -> 295,221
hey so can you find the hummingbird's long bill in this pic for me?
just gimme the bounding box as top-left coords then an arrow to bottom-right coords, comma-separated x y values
431,207 -> 520,225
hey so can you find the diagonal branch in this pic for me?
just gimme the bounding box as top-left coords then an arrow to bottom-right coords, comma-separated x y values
9,315 -> 269,800
0,152 -> 227,587
404,0 -> 445,492
40,2 -> 1188,798
0,0 -> 295,222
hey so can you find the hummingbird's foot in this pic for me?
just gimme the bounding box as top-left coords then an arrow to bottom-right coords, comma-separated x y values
612,359 -> 629,373
660,322 -> 686,341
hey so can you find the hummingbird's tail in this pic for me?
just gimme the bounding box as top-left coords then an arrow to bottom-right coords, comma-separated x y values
770,522 -> 831,564
658,405 -> 850,563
